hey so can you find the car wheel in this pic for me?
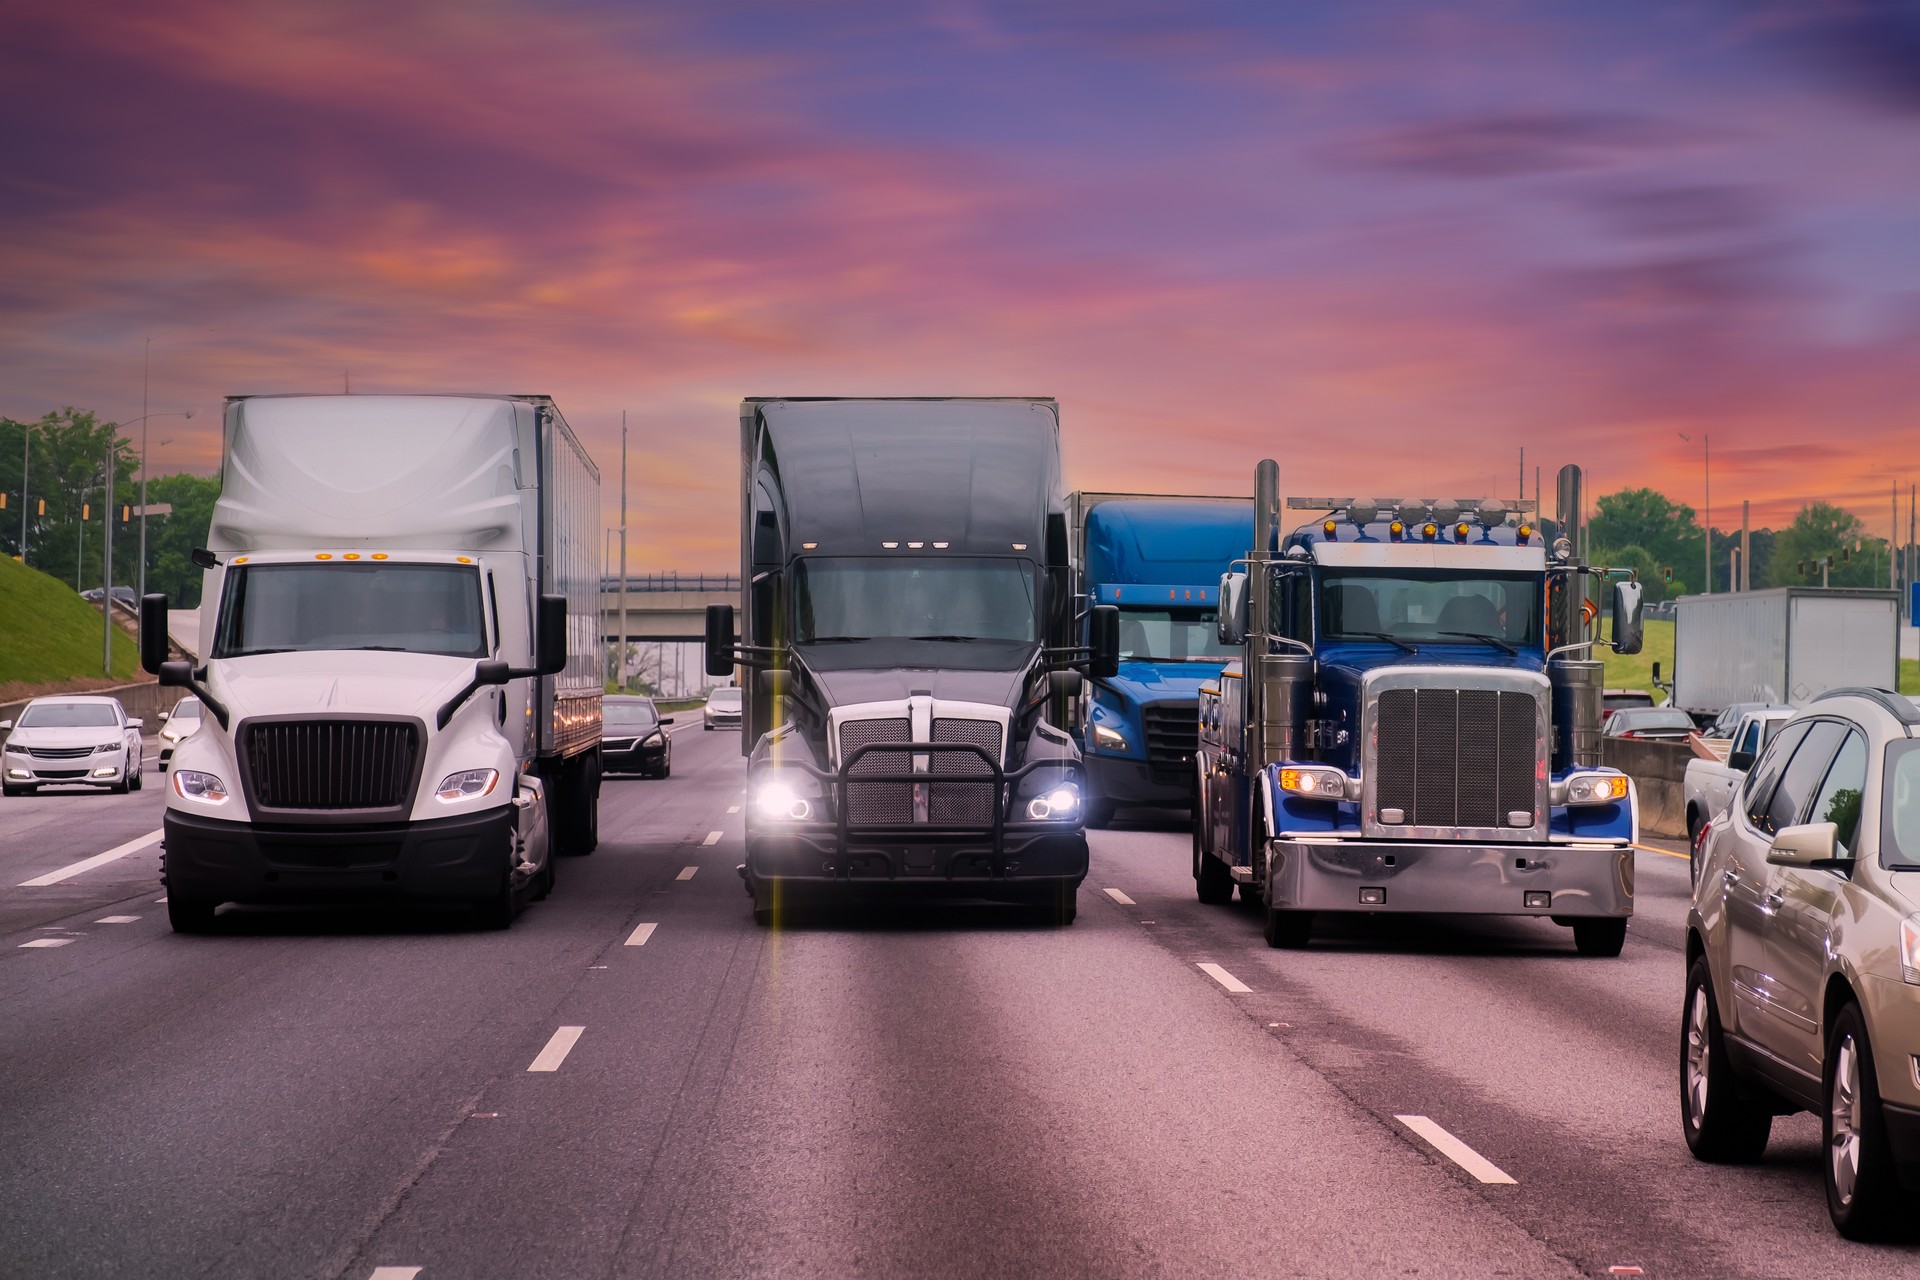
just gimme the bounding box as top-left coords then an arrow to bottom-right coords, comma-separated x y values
1680,957 -> 1773,1161
2,785 -> 24,798
130,763 -> 143,792
1572,917 -> 1628,957
1824,1003 -> 1900,1239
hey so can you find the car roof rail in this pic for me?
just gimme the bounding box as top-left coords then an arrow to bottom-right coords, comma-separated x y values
1810,687 -> 1920,725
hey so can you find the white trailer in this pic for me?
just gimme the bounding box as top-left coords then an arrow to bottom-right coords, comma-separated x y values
1670,587 -> 1899,717
138,394 -> 603,931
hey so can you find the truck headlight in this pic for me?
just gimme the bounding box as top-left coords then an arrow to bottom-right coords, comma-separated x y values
1279,766 -> 1349,799
1900,915 -> 1920,986
1026,782 -> 1081,821
1092,724 -> 1129,751
173,770 -> 230,804
1557,772 -> 1630,806
752,771 -> 822,822
437,769 -> 500,802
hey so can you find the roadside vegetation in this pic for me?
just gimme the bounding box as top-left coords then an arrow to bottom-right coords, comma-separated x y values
0,555 -> 140,700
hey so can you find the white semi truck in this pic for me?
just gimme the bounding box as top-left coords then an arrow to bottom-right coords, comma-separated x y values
137,394 -> 603,931
1668,587 -> 1899,719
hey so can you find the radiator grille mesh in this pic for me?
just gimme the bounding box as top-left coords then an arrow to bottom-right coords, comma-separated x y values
243,719 -> 419,811
1374,688 -> 1537,829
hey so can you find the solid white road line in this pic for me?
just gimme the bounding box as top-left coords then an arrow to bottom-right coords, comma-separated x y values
702,831 -> 722,846
527,1026 -> 585,1073
19,829 -> 163,887
676,866 -> 698,881
1197,962 -> 1251,993
625,922 -> 658,946
96,915 -> 141,924
368,1268 -> 423,1280
1103,887 -> 1136,906
1395,1115 -> 1518,1184
19,938 -> 73,949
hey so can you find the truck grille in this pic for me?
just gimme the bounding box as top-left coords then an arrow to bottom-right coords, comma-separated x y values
243,719 -> 419,811
1374,688 -> 1537,830
841,717 -> 913,826
930,718 -> 1002,826
1142,703 -> 1198,786
837,716 -> 1004,827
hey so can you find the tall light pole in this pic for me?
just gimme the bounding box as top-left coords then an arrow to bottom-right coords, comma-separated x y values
1679,432 -> 1709,593
133,342 -> 196,601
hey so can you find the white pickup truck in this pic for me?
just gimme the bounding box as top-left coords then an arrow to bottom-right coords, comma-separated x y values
1681,704 -> 1793,855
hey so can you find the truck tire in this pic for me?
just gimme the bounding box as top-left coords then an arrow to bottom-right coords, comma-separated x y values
551,754 -> 600,856
167,895 -> 220,934
1572,917 -> 1628,957
1084,797 -> 1115,829
474,865 -> 517,930
1681,957 -> 1772,1162
1263,905 -> 1312,949
1193,834 -> 1234,905
1028,882 -> 1078,926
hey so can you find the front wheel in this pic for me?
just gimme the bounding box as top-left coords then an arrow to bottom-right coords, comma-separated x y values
1572,917 -> 1628,957
1825,1003 -> 1900,1239
1027,882 -> 1078,926
1083,797 -> 1116,829
1681,957 -> 1773,1162
1264,905 -> 1312,948
167,895 -> 220,934
1193,837 -> 1234,905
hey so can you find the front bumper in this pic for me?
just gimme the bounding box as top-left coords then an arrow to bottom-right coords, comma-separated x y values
1266,838 -> 1633,917
4,752 -> 126,787
603,739 -> 667,773
705,712 -> 742,728
1084,751 -> 1191,808
747,825 -> 1088,887
162,806 -> 513,905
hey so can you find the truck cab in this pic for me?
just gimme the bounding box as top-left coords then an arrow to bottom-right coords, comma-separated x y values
1069,494 -> 1250,826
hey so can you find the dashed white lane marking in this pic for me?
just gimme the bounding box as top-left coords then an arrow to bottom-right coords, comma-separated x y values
702,831 -> 722,846
19,938 -> 73,949
155,896 -> 168,904
96,915 -> 141,924
1395,1115 -> 1518,1184
368,1268 -> 424,1280
19,829 -> 163,887
676,866 -> 698,881
1103,888 -> 1136,906
625,922 -> 658,946
1197,962 -> 1251,993
726,805 -> 740,813
527,1026 -> 585,1073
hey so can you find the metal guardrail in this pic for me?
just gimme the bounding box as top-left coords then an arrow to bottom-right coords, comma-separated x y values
599,574 -> 739,593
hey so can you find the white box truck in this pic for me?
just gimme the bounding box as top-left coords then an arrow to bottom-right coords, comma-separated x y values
137,394 -> 603,931
1669,587 -> 1899,717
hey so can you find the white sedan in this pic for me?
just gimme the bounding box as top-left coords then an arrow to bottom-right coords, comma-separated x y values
1,695 -> 145,796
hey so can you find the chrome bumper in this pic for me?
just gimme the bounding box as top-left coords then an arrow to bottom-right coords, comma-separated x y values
1265,838 -> 1633,918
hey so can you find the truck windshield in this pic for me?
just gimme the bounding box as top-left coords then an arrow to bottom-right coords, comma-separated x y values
213,563 -> 489,659
793,557 -> 1037,644
1117,609 -> 1233,662
1318,569 -> 1541,649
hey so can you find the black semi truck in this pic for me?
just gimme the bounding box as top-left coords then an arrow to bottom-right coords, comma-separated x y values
705,397 -> 1118,924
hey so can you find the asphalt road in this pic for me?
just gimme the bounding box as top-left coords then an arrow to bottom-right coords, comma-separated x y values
2,728 -> 1916,1278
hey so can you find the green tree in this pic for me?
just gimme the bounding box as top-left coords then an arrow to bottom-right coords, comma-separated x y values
1589,488 -> 1704,591
141,473 -> 221,608
1589,543 -> 1675,602
0,410 -> 138,590
1768,503 -> 1889,588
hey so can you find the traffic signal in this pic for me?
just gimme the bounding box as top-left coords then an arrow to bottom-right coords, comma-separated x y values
36,498 -> 45,516
81,502 -> 90,520
122,504 -> 130,523
1661,566 -> 1672,582
0,492 -> 6,510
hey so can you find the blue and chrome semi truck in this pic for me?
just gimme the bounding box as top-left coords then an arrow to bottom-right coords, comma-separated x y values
1194,461 -> 1645,956
1068,493 -> 1251,826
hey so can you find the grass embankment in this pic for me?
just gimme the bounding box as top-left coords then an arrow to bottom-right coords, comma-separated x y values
1597,617 -> 1920,696
0,556 -> 140,701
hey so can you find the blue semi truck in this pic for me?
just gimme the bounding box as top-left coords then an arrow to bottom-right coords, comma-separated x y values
1193,462 -> 1647,956
1069,492 -> 1253,827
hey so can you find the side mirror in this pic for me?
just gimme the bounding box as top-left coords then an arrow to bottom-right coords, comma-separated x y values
1652,661 -> 1663,684
757,666 -> 789,698
475,659 -> 511,687
127,718 -> 144,730
0,720 -> 11,731
660,717 -> 676,726
705,604 -> 737,678
190,547 -> 221,571
1088,605 -> 1120,679
157,711 -> 170,723
1727,749 -> 1755,772
139,593 -> 171,674
1767,821 -> 1843,868
535,594 -> 568,676
1609,580 -> 1644,655
1049,669 -> 1083,699
158,660 -> 194,689
1217,572 -> 1248,646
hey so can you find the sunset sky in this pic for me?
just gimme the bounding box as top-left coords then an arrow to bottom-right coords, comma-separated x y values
4,0 -> 1918,569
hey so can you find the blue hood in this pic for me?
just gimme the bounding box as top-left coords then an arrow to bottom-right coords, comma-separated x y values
1103,659 -> 1224,700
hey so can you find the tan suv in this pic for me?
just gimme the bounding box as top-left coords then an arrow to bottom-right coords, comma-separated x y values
1682,688 -> 1920,1239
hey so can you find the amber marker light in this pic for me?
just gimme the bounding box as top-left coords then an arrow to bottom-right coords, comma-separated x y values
315,552 -> 332,560
1422,523 -> 1437,541
1454,523 -> 1471,542
1322,520 -> 1338,538
343,553 -> 361,560
371,553 -> 389,560
1516,524 -> 1533,544
1389,521 -> 1405,541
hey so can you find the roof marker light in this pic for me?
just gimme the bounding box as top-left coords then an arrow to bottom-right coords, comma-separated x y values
882,541 -> 899,549
371,552 -> 389,560
1454,523 -> 1471,542
802,542 -> 817,550
233,556 -> 249,564
1322,520 -> 1338,539
1389,521 -> 1405,541
457,556 -> 473,563
933,541 -> 949,549
1012,543 -> 1027,551
343,553 -> 361,560
315,553 -> 332,560
1421,524 -> 1437,542
908,541 -> 924,549
1516,524 -> 1532,544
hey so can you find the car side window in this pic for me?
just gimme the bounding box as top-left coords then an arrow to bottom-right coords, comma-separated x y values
1806,729 -> 1867,855
1743,721 -> 1811,829
1760,721 -> 1846,837
1735,719 -> 1761,756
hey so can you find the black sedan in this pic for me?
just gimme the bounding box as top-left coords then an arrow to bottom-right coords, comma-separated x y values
603,697 -> 673,778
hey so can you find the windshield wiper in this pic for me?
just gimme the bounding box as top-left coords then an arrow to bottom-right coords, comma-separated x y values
801,636 -> 870,644
352,645 -> 411,652
1434,630 -> 1516,655
906,634 -> 984,642
1340,630 -> 1417,654
230,647 -> 297,656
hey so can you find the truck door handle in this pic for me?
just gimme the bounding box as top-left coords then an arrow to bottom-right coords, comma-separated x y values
1722,869 -> 1739,886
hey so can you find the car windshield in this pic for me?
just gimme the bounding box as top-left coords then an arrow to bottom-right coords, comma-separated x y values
213,563 -> 488,659
792,557 -> 1037,644
604,702 -> 659,730
1116,609 -> 1234,662
709,689 -> 741,708
1617,709 -> 1696,732
1318,569 -> 1541,648
1604,694 -> 1651,710
1882,741 -> 1920,870
18,702 -> 119,728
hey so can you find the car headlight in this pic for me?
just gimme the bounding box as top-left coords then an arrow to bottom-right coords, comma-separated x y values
1025,781 -> 1082,821
173,770 -> 230,804
752,771 -> 822,822
1279,766 -> 1349,799
95,741 -> 122,754
1557,772 -> 1630,806
1092,724 -> 1129,751
436,768 -> 500,802
1900,915 -> 1920,986
644,731 -> 664,747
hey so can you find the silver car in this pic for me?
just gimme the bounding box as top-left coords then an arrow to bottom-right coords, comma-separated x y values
1,695 -> 146,795
1682,688 -> 1920,1239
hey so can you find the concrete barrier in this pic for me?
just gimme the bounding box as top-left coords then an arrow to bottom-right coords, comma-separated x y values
1602,736 -> 1694,839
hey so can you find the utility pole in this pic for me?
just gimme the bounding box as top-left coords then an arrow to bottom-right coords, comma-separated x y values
618,413 -> 629,694
1518,446 -> 1524,504
138,337 -> 149,602
1703,435 -> 1710,594
1740,500 -> 1750,592
18,422 -> 28,565
103,424 -> 116,673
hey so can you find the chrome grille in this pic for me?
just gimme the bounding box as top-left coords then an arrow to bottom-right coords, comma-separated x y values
24,746 -> 97,759
841,717 -> 912,826
1142,703 -> 1198,785
930,718 -> 1002,826
1374,688 -> 1537,829
243,719 -> 419,811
